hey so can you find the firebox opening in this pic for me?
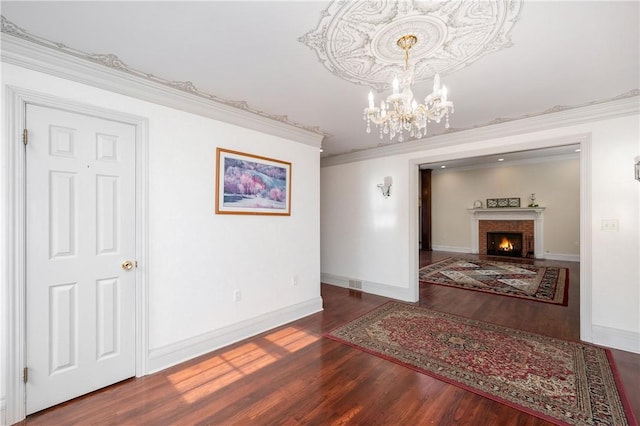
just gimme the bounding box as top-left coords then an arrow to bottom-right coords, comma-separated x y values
487,232 -> 523,257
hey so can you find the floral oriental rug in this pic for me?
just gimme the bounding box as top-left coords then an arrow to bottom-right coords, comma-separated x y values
419,257 -> 569,305
325,302 -> 636,426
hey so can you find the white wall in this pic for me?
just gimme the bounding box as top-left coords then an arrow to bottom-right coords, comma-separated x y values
321,106 -> 639,354
590,119 -> 640,336
430,158 -> 580,259
321,157 -> 413,300
143,102 -> 321,353
1,63 -> 322,423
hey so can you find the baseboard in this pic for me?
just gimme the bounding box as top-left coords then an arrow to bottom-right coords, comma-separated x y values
592,324 -> 640,354
429,247 -> 580,262
541,252 -> 580,262
431,245 -> 472,253
147,297 -> 323,373
321,273 -> 414,302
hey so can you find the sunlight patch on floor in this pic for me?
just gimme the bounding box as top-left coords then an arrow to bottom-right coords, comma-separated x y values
264,325 -> 321,352
167,326 -> 320,403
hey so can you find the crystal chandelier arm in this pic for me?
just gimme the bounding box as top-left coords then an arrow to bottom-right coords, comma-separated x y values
363,36 -> 454,142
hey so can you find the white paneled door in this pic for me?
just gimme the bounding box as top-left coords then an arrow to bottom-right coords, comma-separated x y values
25,104 -> 136,414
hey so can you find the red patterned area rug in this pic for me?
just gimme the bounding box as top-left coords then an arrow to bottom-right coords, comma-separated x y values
419,257 -> 569,305
325,303 -> 637,426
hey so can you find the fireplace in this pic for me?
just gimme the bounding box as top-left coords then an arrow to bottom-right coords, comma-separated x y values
468,207 -> 544,258
487,232 -> 523,257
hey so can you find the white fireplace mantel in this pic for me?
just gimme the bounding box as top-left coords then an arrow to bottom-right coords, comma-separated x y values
468,207 -> 545,257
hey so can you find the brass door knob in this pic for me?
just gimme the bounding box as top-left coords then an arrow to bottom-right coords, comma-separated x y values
121,260 -> 134,271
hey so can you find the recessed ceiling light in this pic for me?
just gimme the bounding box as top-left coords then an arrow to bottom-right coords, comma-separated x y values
441,165 -> 446,169
575,148 -> 581,152
498,158 -> 505,162
319,148 -> 324,153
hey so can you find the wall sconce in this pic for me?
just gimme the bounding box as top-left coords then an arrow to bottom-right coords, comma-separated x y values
635,161 -> 640,181
377,176 -> 392,197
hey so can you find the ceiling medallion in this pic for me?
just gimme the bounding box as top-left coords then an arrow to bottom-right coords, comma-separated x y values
299,0 -> 523,91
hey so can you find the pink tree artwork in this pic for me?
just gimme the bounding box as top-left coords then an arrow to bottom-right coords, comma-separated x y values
221,156 -> 288,210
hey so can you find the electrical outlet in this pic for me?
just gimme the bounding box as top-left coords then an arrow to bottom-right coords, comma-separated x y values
292,275 -> 299,286
234,289 -> 241,302
601,219 -> 619,232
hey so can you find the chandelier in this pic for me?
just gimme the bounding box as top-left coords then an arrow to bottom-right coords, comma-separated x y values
364,35 -> 454,142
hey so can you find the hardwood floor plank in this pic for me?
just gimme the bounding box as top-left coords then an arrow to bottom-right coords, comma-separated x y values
19,251 -> 639,425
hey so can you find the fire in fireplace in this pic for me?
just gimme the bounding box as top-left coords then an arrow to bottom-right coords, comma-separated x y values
487,232 -> 523,257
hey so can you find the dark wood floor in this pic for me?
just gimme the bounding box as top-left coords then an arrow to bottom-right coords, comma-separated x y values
21,251 -> 639,425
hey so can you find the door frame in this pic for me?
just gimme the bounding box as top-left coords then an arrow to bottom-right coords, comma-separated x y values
407,133 -> 591,337
3,87 -> 149,424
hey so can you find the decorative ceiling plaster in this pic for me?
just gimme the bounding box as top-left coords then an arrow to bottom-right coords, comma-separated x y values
2,2 -> 637,159
299,0 -> 523,91
0,15 -> 327,138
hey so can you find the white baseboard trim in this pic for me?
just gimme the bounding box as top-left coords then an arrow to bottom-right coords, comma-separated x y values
591,324 -> 640,354
321,273 -> 414,302
147,297 -> 323,374
320,273 -> 349,288
541,252 -> 580,262
429,247 -> 580,263
431,245 -> 472,254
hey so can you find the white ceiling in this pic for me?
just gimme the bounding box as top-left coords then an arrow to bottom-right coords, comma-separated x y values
1,1 -> 638,163
421,143 -> 581,171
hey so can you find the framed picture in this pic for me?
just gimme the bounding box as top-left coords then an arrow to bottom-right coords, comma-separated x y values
215,148 -> 291,216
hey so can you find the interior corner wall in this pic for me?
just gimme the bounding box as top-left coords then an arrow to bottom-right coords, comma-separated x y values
320,112 -> 639,353
1,63 -> 322,377
430,159 -> 580,258
320,157 -> 413,300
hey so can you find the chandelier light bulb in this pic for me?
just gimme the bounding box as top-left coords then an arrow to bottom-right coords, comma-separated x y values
363,35 -> 454,142
433,73 -> 441,92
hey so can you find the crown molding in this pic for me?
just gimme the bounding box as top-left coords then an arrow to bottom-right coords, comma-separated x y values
0,28 -> 324,148
321,94 -> 639,167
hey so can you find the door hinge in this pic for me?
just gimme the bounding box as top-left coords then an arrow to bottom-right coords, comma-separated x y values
23,367 -> 28,383
23,128 -> 28,146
